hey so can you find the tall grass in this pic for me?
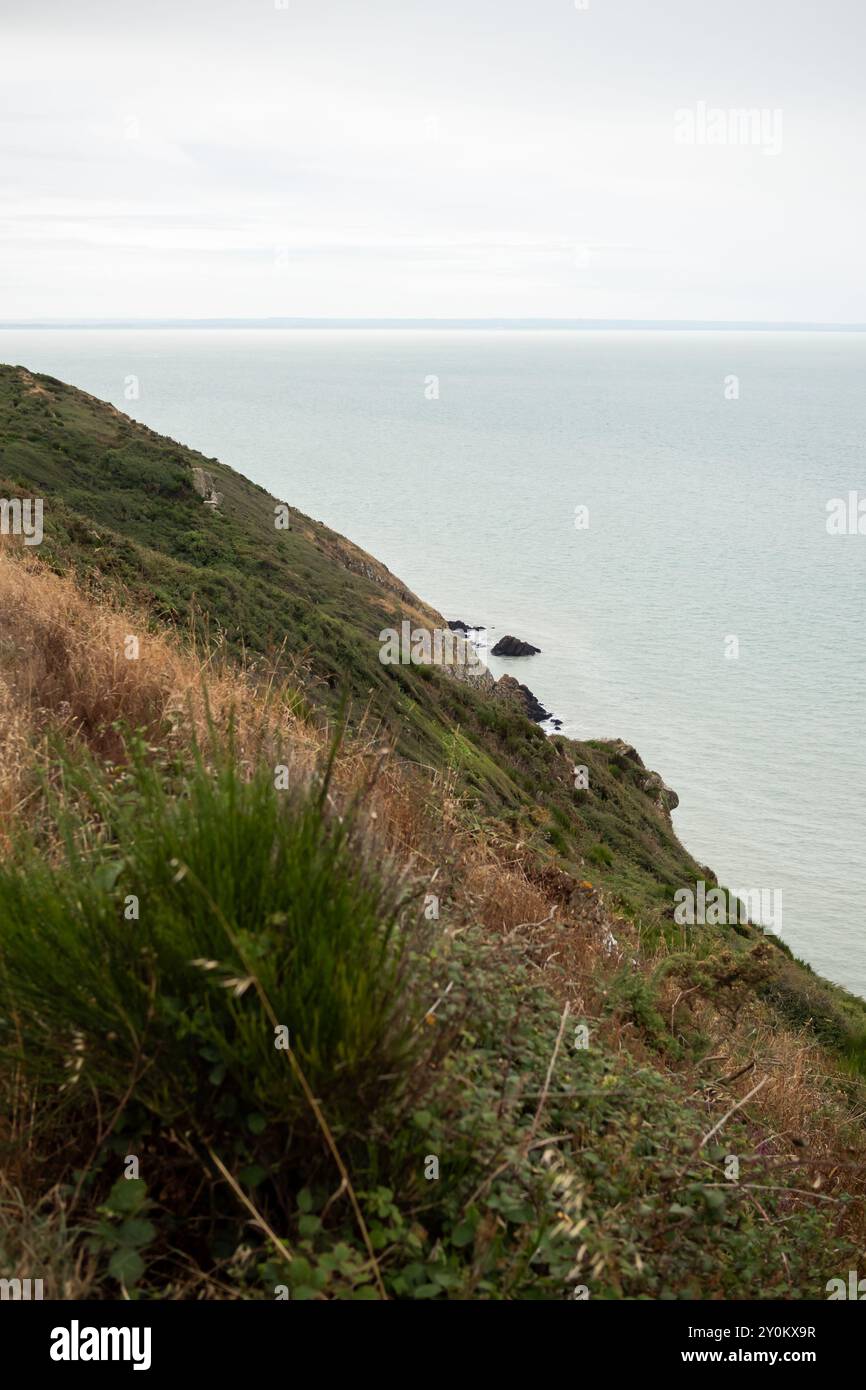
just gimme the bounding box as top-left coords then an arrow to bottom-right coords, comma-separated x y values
0,734 -> 421,1149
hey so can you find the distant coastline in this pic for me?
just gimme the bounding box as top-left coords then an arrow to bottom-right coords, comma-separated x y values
2,318 -> 866,332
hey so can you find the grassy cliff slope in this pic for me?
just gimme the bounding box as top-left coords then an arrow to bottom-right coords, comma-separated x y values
1,364 -> 865,1301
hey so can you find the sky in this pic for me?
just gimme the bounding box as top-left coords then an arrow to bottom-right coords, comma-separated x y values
1,0 -> 864,321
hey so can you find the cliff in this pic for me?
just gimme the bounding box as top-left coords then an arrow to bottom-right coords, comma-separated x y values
0,363 -> 865,1302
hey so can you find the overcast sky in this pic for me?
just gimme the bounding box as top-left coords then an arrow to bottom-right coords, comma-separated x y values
1,0 -> 863,321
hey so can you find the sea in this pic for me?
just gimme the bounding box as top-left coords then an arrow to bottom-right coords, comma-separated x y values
2,327 -> 864,996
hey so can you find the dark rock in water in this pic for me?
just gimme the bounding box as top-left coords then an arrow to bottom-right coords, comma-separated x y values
519,686 -> 551,722
491,634 -> 541,657
448,619 -> 485,632
493,674 -> 551,723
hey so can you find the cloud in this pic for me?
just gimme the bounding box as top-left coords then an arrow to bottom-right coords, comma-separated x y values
1,0 -> 864,318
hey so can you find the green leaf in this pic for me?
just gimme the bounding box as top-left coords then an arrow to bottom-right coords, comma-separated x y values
108,1247 -> 145,1286
369,1223 -> 389,1250
239,1164 -> 267,1188
450,1221 -> 476,1248
298,1213 -> 321,1238
500,1201 -> 534,1224
287,1256 -> 313,1287
701,1188 -> 726,1218
247,1113 -> 267,1135
104,1178 -> 147,1216
668,1203 -> 694,1220
296,1189 -> 313,1214
93,860 -> 124,892
117,1218 -> 156,1248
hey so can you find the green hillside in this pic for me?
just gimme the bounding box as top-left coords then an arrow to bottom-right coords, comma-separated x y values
0,362 -> 707,920
1,362 -> 866,1303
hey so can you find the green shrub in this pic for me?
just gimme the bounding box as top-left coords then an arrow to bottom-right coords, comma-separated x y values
587,842 -> 613,867
0,736 -> 421,1143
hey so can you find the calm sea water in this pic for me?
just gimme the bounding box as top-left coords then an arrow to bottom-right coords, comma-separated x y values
3,328 -> 865,996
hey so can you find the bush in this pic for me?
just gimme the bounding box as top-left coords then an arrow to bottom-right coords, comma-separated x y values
0,735 -> 421,1145
587,842 -> 613,867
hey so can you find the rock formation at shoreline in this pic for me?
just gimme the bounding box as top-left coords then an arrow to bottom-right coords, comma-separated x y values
492,673 -> 551,723
491,634 -> 541,656
447,618 -> 486,633
600,738 -> 680,818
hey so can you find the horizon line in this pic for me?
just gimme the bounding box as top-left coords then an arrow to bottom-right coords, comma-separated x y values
1,317 -> 865,332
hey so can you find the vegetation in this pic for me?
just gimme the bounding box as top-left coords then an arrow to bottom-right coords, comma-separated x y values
1,364 -> 865,1300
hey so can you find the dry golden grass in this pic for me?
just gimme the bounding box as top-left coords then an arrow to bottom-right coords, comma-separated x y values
635,942 -> 866,1246
0,1176 -> 96,1300
0,550 -> 324,847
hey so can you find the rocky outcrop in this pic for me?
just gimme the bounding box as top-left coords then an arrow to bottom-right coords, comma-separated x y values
448,619 -> 485,633
600,739 -> 679,817
304,527 -> 443,628
190,466 -> 223,510
445,653 -> 497,697
641,770 -> 679,815
491,634 -> 541,657
492,675 -> 544,722
437,633 -> 554,724
493,674 -> 551,723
